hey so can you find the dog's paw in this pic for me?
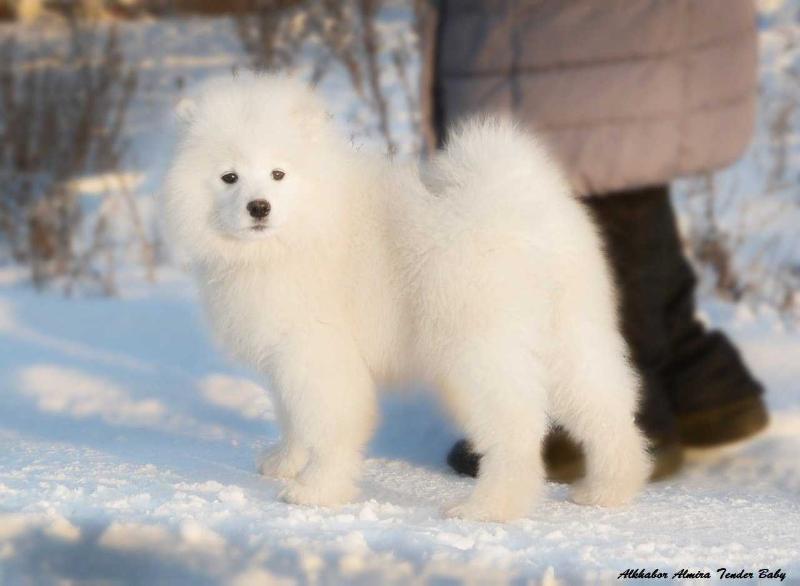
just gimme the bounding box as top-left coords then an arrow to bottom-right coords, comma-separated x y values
570,480 -> 637,507
257,444 -> 308,480
443,497 -> 527,522
279,479 -> 357,508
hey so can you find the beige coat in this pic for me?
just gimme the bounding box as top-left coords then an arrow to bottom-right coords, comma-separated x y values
427,0 -> 758,195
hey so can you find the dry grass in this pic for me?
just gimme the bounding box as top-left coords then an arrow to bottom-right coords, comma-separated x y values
235,0 -> 428,155
0,21 -> 150,294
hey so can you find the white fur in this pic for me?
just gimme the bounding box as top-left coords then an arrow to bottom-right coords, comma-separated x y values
162,73 -> 651,522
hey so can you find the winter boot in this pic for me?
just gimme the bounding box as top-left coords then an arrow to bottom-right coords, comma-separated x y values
648,188 -> 768,446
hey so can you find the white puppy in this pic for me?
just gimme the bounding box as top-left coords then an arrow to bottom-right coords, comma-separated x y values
163,73 -> 651,521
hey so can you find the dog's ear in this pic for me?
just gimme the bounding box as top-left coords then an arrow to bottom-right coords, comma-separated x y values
175,97 -> 197,127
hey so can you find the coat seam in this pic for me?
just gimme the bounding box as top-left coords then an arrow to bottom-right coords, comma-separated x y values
534,89 -> 756,133
438,26 -> 754,80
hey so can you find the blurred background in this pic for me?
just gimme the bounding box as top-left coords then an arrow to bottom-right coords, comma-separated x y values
0,1 -> 798,583
0,0 -> 430,296
0,0 -> 797,312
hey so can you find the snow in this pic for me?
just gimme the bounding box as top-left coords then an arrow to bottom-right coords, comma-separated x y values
2,4 -> 800,585
1,275 -> 799,584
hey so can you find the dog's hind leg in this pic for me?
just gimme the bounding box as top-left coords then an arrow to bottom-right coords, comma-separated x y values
549,326 -> 651,507
438,336 -> 547,522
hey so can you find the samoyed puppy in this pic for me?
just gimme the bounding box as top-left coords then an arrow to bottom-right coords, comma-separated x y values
162,73 -> 650,522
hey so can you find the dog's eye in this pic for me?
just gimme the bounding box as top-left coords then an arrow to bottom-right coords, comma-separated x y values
221,172 -> 238,185
271,169 -> 285,181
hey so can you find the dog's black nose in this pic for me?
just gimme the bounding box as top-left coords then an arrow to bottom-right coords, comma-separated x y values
247,199 -> 271,220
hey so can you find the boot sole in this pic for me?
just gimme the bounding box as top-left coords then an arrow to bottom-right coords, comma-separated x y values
678,396 -> 769,448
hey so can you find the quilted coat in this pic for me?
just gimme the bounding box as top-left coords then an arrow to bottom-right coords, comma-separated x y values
427,0 -> 759,195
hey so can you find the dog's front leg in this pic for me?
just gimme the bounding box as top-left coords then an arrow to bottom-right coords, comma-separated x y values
257,395 -> 309,480
271,329 -> 377,507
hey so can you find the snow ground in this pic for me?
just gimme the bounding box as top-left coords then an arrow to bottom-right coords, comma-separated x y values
1,268 -> 799,584
2,4 -> 800,585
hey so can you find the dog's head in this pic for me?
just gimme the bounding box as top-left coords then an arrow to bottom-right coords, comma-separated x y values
162,73 -> 344,264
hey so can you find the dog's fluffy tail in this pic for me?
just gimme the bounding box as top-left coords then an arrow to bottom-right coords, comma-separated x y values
423,116 -> 573,227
